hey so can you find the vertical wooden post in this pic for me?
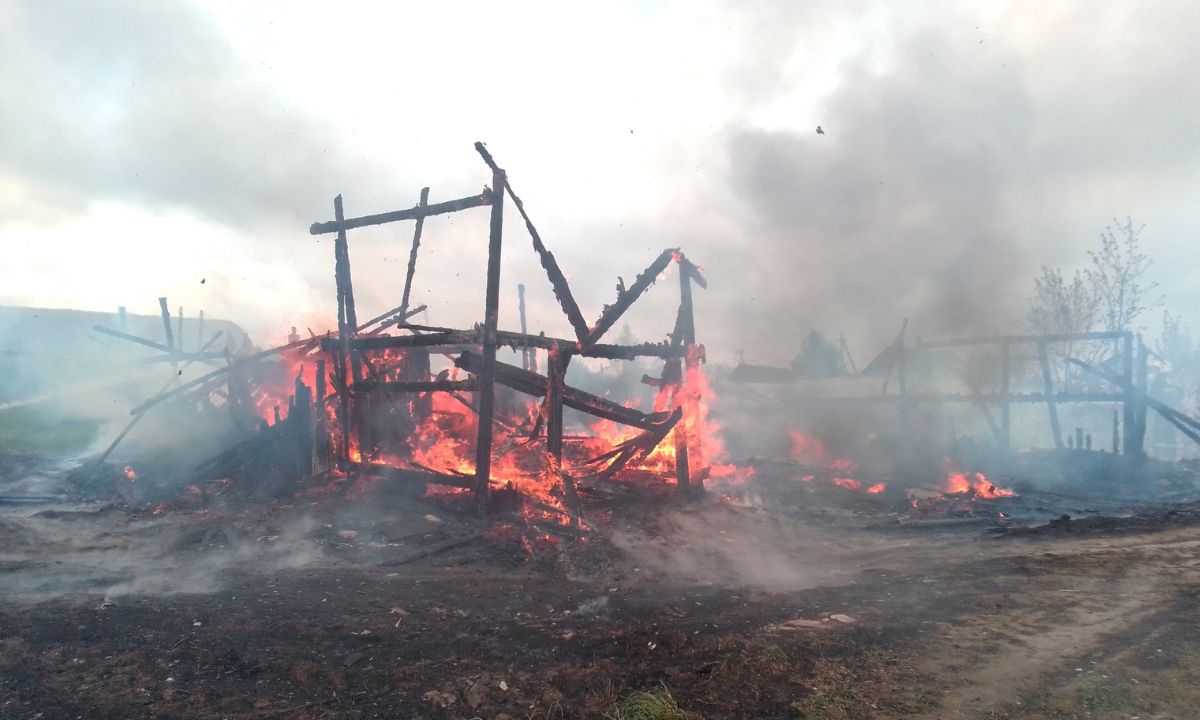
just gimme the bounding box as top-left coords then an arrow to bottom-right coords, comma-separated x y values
158,297 -> 175,351
546,345 -> 579,523
1037,341 -> 1064,449
896,319 -> 909,450
675,256 -> 701,497
518,284 -> 530,371
118,306 -> 128,332
1132,334 -> 1148,457
197,310 -> 205,351
1000,341 -> 1011,452
1112,408 -> 1120,453
1122,332 -> 1135,454
473,173 -> 505,515
332,195 -> 356,463
399,187 -> 430,318
313,358 -> 327,474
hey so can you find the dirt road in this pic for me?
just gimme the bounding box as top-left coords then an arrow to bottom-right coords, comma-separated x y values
2,496 -> 1198,719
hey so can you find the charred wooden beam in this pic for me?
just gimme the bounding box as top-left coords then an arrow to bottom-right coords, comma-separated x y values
92,325 -> 222,364
1000,341 -> 1011,451
337,329 -> 683,359
367,305 -> 429,336
1070,356 -> 1200,446
94,331 -> 227,464
1037,341 -> 1064,449
474,164 -> 507,515
920,330 -> 1130,348
128,337 -> 319,415
474,142 -> 590,341
812,392 -> 1130,404
350,378 -> 476,394
309,191 -> 492,235
680,256 -> 708,289
583,249 -> 675,346
346,462 -> 475,490
158,297 -> 175,351
518,284 -> 531,371
454,351 -> 673,431
399,187 -> 430,318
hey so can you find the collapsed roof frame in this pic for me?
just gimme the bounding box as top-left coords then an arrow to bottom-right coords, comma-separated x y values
308,142 -> 709,516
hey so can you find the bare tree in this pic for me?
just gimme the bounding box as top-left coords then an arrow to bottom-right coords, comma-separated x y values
1027,265 -> 1100,386
1027,265 -> 1098,337
1087,216 -> 1160,332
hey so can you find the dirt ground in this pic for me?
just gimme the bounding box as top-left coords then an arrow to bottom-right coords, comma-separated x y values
2,460 -> 1199,719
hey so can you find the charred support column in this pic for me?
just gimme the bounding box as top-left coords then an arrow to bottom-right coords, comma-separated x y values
313,358 -> 328,474
473,171 -> 505,515
518,284 -> 531,371
1137,331 -> 1147,456
1037,341 -> 1064,449
399,187 -> 430,318
675,255 -> 700,497
158,297 -> 175,351
333,195 -> 361,463
896,319 -> 910,453
1000,341 -> 1011,452
546,345 -> 580,523
1122,332 -> 1136,455
197,310 -> 205,351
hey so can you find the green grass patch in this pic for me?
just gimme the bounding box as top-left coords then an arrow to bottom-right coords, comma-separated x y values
0,406 -> 100,455
606,684 -> 694,720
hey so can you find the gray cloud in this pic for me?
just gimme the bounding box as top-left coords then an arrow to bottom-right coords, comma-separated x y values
0,1 -> 390,227
684,2 -> 1200,361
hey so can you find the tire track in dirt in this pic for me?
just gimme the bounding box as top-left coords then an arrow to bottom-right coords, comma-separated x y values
912,535 -> 1193,718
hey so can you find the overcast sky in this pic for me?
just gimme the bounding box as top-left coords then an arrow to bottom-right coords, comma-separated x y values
2,0 -> 1197,364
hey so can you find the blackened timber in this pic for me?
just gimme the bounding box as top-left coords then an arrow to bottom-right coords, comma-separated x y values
346,462 -> 475,490
358,301 -> 426,334
811,392 -> 1128,404
1037,341 -> 1064,449
309,191 -> 492,235
673,254 -> 698,495
920,331 -> 1129,348
93,325 -> 219,361
350,379 -> 476,394
584,249 -> 675,345
128,337 -> 319,415
368,305 -> 429,335
94,330 -> 227,465
339,330 -> 683,359
334,195 -> 361,381
455,352 -> 672,430
158,297 -> 175,351
1122,333 -> 1136,455
474,166 -> 506,515
681,257 -> 708,289
335,331 -> 477,351
518,284 -> 530,371
546,346 -> 579,523
1000,341 -> 1011,451
474,142 -> 590,341
399,187 -> 430,318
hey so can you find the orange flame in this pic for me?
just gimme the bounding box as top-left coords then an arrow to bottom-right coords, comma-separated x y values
939,459 -> 1015,499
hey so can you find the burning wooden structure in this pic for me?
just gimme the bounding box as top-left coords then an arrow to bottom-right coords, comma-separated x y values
92,143 -> 717,523
300,143 -> 715,519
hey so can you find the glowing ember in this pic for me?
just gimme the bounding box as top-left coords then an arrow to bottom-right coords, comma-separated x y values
122,466 -> 137,482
